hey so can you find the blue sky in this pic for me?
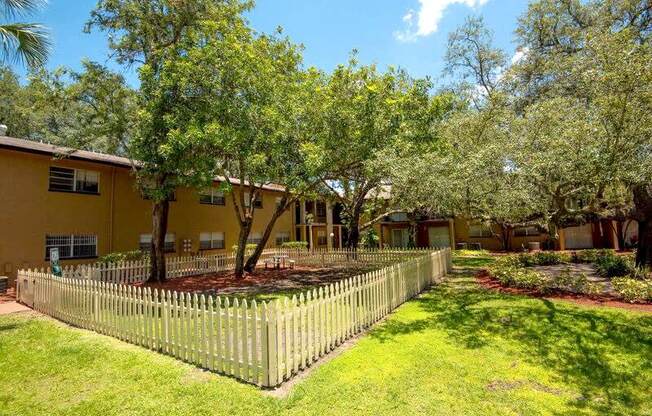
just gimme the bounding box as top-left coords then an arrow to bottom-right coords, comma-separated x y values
15,0 -> 529,87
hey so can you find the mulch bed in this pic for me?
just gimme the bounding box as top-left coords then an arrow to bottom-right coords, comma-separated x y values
135,264 -> 379,297
476,270 -> 652,313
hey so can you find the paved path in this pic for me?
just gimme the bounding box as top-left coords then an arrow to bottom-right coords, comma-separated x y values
0,301 -> 31,315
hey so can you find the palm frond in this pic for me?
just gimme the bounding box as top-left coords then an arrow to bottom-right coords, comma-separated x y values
0,0 -> 45,18
0,22 -> 50,67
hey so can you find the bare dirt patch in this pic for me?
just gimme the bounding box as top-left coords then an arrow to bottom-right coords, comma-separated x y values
476,270 -> 652,313
135,264 -> 381,298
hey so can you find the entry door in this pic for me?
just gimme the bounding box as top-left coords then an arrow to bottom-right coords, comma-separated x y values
391,229 -> 409,248
428,226 -> 451,248
564,224 -> 594,249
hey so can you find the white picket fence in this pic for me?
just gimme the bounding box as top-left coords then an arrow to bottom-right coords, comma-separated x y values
59,254 -> 238,284
54,248 -> 438,285
17,248 -> 450,387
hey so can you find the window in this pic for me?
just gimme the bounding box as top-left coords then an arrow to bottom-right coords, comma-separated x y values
200,232 -> 225,250
244,192 -> 263,208
275,231 -> 290,246
469,224 -> 493,238
275,197 -> 283,209
317,230 -> 327,246
247,232 -> 263,245
49,167 -> 99,194
514,226 -> 541,237
45,235 -> 97,260
139,233 -> 176,252
199,188 -> 225,205
316,201 -> 327,218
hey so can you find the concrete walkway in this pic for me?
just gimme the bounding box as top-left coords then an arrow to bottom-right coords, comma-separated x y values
0,301 -> 31,315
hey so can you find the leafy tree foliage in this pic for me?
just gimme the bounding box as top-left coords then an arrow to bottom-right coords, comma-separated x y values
0,62 -> 135,154
88,0 -> 253,282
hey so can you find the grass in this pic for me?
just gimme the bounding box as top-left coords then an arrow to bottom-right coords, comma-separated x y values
1,256 -> 650,416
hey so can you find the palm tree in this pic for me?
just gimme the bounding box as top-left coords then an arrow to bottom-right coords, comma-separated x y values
0,0 -> 49,68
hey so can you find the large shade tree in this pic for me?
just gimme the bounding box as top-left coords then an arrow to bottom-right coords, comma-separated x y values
510,0 -> 652,265
310,57 -> 442,248
88,0 -> 253,282
0,62 -> 135,154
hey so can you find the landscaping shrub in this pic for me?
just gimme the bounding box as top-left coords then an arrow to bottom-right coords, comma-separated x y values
99,250 -> 147,264
517,251 -> 570,266
453,249 -> 491,257
595,254 -> 634,278
231,243 -> 259,252
612,277 -> 652,303
571,249 -> 614,264
489,258 -> 549,292
281,241 -> 308,249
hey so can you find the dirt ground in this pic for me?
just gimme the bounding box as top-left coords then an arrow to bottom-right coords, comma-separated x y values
476,270 -> 652,313
135,264 -> 381,298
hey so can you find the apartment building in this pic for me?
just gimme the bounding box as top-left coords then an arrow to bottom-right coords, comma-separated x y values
0,136 -> 332,281
377,212 -> 634,251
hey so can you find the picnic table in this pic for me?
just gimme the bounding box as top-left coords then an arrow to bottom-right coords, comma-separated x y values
264,255 -> 293,270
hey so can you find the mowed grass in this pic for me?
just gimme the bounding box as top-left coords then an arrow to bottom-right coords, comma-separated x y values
1,255 -> 650,416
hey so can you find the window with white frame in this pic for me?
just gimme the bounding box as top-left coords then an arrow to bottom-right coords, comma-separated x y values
139,233 -> 176,252
49,167 -> 99,194
514,226 -> 541,237
243,192 -> 263,208
247,232 -> 263,245
275,231 -> 290,246
45,234 -> 97,260
200,232 -> 225,250
199,188 -> 225,205
469,224 -> 493,238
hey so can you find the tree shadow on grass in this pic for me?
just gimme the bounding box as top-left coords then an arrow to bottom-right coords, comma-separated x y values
370,274 -> 652,416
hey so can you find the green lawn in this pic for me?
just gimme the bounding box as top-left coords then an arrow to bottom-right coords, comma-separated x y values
1,256 -> 650,416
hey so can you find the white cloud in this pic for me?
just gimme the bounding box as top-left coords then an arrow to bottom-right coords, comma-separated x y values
394,0 -> 490,42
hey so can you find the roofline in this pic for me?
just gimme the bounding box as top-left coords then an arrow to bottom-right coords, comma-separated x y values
0,136 -> 287,193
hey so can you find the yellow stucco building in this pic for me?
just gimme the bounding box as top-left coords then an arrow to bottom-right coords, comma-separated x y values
0,136 -> 305,282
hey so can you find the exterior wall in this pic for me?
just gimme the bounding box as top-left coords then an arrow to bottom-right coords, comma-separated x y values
379,219 -> 454,248
0,148 -> 295,281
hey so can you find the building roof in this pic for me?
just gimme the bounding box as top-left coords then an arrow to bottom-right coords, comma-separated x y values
0,136 -> 286,192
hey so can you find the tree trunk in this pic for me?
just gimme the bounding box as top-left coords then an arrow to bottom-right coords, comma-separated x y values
345,208 -> 361,249
499,224 -> 512,251
234,221 -> 252,279
244,205 -> 288,273
148,199 -> 169,283
633,184 -> 652,268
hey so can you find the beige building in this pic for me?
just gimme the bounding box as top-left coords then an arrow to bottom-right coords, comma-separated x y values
0,136 -> 343,282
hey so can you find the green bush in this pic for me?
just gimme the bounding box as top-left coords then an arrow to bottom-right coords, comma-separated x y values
571,249 -> 615,264
98,250 -> 147,264
595,255 -> 634,278
517,251 -> 570,267
280,241 -> 308,249
231,244 -> 259,252
489,260 -> 549,292
453,249 -> 491,257
612,277 -> 652,303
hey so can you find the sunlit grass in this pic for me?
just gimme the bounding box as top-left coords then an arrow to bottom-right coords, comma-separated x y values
1,255 -> 650,416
